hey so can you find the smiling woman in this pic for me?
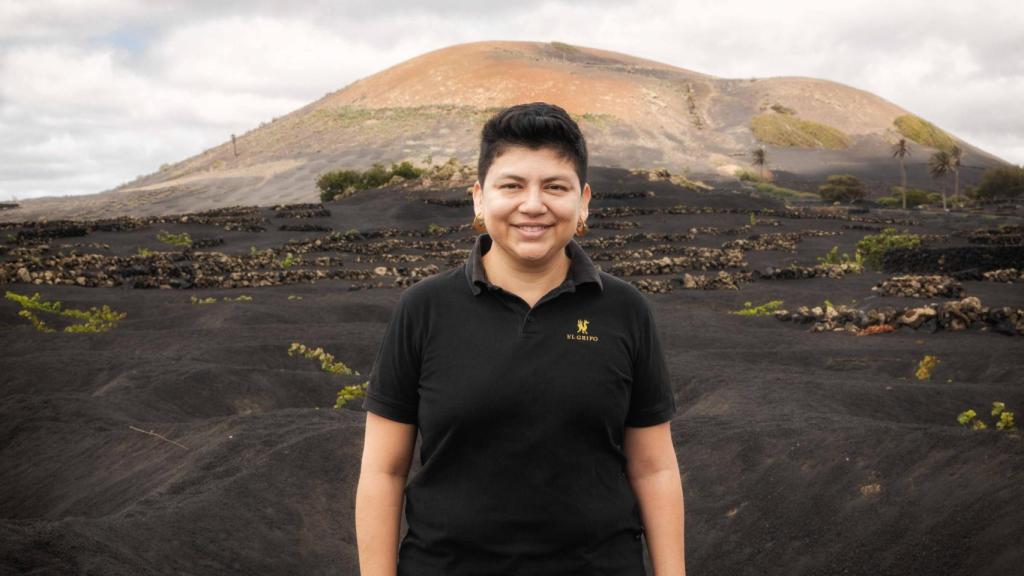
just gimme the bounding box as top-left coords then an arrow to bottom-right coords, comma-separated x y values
471,145 -> 591,306
355,102 -> 685,576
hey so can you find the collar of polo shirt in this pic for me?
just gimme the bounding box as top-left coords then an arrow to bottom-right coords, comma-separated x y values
465,232 -> 604,296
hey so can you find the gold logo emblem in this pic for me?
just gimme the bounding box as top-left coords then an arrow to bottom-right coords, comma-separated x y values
567,319 -> 599,342
576,319 -> 589,334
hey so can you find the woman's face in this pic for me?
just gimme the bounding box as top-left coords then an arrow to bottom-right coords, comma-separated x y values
472,145 -> 591,269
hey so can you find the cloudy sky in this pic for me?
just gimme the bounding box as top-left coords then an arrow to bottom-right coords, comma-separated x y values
1,0 -> 1021,201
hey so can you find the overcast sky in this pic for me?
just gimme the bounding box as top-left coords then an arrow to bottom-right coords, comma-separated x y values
1,0 -> 1021,201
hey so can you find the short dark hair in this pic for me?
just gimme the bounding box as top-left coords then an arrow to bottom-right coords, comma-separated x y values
477,102 -> 588,190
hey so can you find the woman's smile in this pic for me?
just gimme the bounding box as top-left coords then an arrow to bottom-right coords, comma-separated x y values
512,223 -> 554,238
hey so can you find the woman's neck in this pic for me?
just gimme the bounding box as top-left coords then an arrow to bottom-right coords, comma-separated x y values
481,243 -> 572,306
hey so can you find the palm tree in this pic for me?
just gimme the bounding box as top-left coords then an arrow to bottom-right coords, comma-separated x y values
950,145 -> 964,208
891,138 -> 911,210
751,146 -> 767,180
928,150 -> 953,211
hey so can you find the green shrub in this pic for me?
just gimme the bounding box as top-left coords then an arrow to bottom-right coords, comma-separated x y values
889,186 -> 934,207
876,196 -> 900,208
736,168 -> 764,182
317,170 -> 363,202
817,246 -> 864,271
915,355 -> 939,380
751,113 -> 850,149
5,290 -> 127,333
855,227 -> 921,270
818,174 -> 866,203
335,381 -> 369,409
729,300 -> 784,316
390,161 -> 424,180
222,294 -> 252,302
973,165 -> 1024,202
770,103 -> 797,115
278,252 -> 297,268
318,161 -> 425,202
893,114 -> 955,152
156,230 -> 192,247
958,401 -> 1017,432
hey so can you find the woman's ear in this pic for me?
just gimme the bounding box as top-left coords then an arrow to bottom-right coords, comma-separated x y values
579,182 -> 592,222
472,180 -> 483,214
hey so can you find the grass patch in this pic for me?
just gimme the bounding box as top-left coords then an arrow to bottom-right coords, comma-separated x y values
755,182 -> 818,201
893,114 -> 955,152
5,290 -> 127,333
751,113 -> 850,149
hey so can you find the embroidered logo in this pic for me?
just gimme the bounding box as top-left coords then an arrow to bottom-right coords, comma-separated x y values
567,318 -> 599,342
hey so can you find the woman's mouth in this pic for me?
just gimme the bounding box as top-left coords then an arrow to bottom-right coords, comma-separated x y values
513,224 -> 552,237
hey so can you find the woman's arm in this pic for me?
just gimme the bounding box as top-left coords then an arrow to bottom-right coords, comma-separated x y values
624,421 -> 686,576
356,412 -> 418,576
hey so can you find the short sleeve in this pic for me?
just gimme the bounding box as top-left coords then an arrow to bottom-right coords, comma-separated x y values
361,292 -> 422,425
625,299 -> 676,427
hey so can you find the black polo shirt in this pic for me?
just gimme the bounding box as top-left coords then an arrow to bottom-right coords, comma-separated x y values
362,232 -> 676,576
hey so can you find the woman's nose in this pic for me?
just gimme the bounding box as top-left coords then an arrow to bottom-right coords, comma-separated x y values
518,184 -> 547,213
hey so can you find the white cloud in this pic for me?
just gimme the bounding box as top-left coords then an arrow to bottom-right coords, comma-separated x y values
0,0 -> 1021,201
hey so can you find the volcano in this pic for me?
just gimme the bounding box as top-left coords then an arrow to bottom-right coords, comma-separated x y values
4,40 -> 1010,222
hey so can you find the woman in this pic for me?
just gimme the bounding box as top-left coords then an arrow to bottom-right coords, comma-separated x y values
355,102 -> 685,576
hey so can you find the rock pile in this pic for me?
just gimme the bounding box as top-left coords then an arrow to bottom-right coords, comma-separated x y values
681,271 -> 753,290
629,279 -> 674,293
754,263 -> 861,280
0,249 -> 441,290
165,206 -> 268,232
982,268 -> 1024,283
960,225 -> 1023,246
882,246 -> 1024,274
872,275 -> 964,298
273,204 -> 331,219
773,297 -> 1024,336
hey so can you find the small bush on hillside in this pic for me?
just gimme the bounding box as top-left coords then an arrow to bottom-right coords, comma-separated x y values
318,161 -> 426,202
855,227 -> 922,270
818,174 -> 866,203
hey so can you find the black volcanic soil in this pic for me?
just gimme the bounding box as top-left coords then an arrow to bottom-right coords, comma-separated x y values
2,167 -> 1023,576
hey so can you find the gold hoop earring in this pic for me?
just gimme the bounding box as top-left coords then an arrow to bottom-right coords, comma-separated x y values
575,218 -> 588,237
472,213 -> 487,232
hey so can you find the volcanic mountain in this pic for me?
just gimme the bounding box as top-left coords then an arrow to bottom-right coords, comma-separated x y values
6,40 -> 1010,220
